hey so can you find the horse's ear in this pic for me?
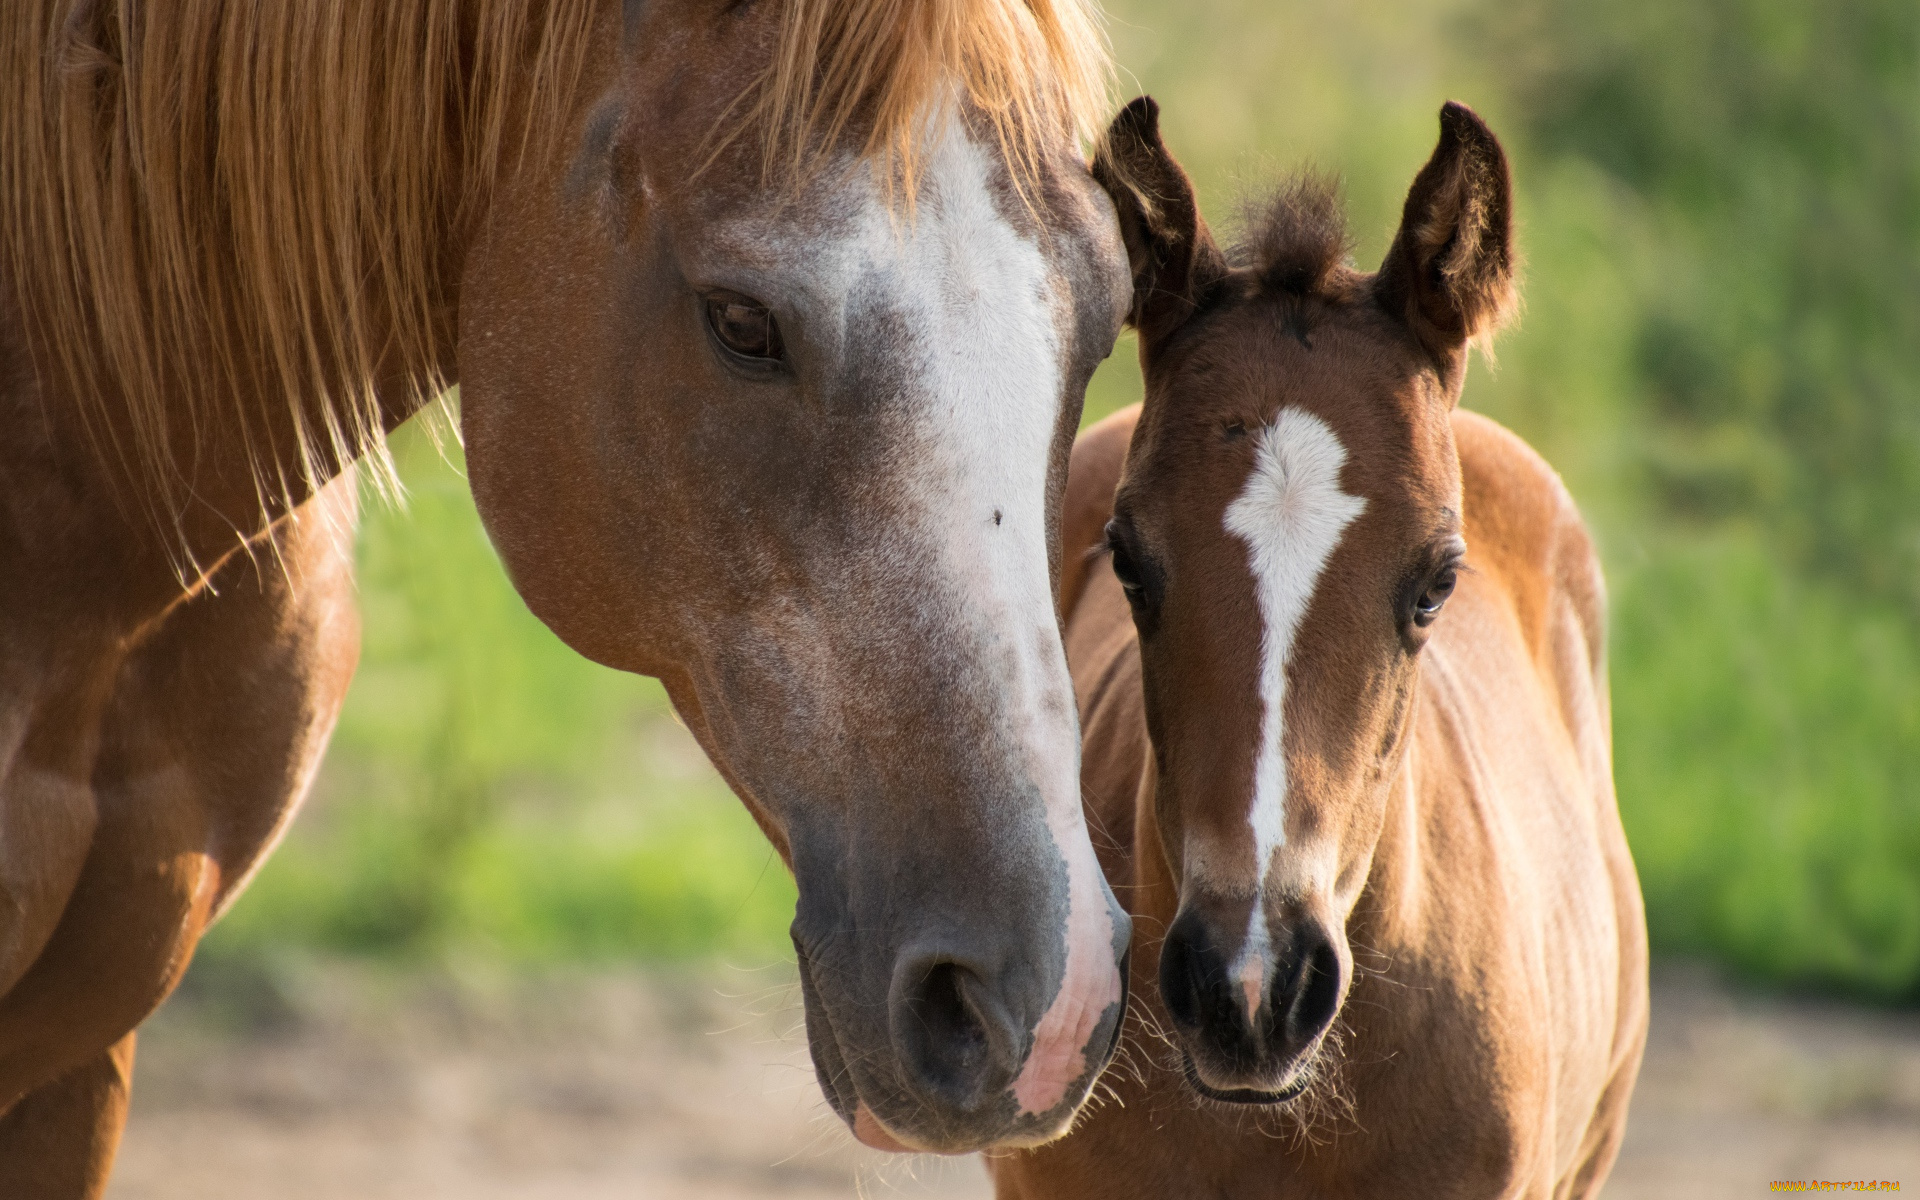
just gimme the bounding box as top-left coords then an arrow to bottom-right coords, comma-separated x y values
1092,97 -> 1228,352
1377,102 -> 1516,369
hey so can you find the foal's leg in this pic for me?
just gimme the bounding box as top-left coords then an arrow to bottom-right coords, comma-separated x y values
0,1033 -> 135,1200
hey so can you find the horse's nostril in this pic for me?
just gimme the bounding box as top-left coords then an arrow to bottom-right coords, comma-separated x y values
895,959 -> 997,1106
921,962 -> 989,1079
1279,932 -> 1343,1047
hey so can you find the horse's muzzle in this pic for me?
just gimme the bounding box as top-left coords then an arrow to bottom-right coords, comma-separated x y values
793,906 -> 1130,1153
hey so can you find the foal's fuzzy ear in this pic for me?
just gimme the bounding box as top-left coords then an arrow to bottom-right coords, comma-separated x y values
1377,102 -> 1517,369
1092,97 -> 1229,352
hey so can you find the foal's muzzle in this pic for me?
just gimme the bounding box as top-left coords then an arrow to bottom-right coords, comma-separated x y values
1159,902 -> 1345,1101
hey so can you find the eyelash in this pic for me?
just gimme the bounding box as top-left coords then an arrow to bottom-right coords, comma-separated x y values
1104,532 -> 1146,599
1407,559 -> 1465,630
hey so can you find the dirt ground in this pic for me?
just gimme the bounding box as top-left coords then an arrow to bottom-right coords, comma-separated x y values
105,960 -> 1920,1199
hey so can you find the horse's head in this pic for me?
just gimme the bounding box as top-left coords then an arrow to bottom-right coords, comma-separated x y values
455,3 -> 1131,1153
1092,99 -> 1515,1102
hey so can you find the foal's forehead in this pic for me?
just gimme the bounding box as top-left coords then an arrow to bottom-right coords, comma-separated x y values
672,135 -> 1122,379
1151,293 -> 1455,500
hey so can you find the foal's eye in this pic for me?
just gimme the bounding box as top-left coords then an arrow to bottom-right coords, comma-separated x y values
1103,519 -> 1163,636
1412,565 -> 1458,626
704,293 -> 785,366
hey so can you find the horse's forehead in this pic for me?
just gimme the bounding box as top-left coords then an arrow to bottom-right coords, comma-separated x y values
700,129 -> 1098,310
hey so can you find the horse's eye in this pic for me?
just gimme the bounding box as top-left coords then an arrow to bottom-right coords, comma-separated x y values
705,294 -> 784,365
1104,522 -> 1145,599
1412,566 -> 1458,626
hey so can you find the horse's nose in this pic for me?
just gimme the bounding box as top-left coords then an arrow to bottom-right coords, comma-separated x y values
803,847 -> 1129,1152
890,951 -> 1022,1114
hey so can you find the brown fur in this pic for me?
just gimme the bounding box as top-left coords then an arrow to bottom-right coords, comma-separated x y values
1240,174 -> 1352,298
0,465 -> 359,1196
993,100 -> 1646,1197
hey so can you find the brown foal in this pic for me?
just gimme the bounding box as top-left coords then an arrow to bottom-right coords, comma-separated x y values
993,100 -> 1647,1197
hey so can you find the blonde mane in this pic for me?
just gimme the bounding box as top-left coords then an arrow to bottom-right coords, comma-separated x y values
749,0 -> 1112,204
0,0 -> 1110,554
0,1 -> 597,548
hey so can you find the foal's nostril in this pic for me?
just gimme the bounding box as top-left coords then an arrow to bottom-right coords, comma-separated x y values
1159,910 -> 1249,1046
1277,931 -> 1343,1048
895,959 -> 996,1106
1164,906 -> 1346,1080
1158,922 -> 1202,1031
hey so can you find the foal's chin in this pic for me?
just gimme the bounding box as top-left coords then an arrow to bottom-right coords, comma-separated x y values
1178,1037 -> 1326,1108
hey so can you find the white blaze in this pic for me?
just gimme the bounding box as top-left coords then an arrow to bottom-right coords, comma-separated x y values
883,120 -> 1120,1117
710,109 -> 1119,1123
1221,409 -> 1366,1015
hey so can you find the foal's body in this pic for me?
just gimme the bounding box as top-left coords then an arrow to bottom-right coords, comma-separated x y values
996,98 -> 1645,1198
1007,405 -> 1645,1197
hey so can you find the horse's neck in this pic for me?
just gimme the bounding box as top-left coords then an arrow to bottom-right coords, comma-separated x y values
1340,667 -> 1505,1031
8,302 -> 445,617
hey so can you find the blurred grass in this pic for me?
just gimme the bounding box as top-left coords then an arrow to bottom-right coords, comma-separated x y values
200,426 -> 796,967
206,0 -> 1920,1001
1611,534 -> 1920,997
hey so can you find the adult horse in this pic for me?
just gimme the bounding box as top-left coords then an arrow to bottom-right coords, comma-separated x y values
0,2 -> 1136,1191
993,100 -> 1647,1196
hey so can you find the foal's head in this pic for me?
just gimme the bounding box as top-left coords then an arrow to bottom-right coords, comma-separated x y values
1093,100 -> 1516,1102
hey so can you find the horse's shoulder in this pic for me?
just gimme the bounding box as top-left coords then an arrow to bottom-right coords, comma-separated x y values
1060,405 -> 1140,623
1452,409 -> 1605,679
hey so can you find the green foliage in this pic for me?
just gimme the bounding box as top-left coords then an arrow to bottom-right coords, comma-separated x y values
1612,535 -> 1920,998
201,424 -> 795,966
1485,0 -> 1920,605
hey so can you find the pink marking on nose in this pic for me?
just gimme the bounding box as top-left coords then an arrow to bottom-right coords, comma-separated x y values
1010,840 -> 1122,1117
1238,955 -> 1266,1024
853,1103 -> 914,1153
853,1103 -> 963,1155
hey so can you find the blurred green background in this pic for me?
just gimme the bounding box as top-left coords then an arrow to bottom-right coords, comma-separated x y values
202,0 -> 1920,1001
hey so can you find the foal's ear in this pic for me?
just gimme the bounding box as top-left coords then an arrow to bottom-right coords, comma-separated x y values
1092,97 -> 1229,351
1377,102 -> 1516,369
